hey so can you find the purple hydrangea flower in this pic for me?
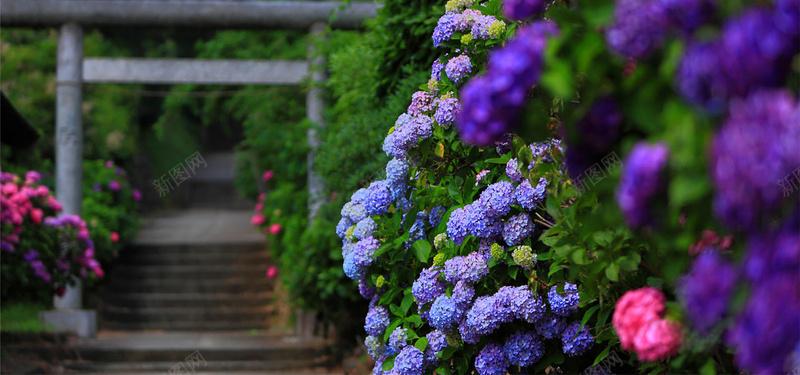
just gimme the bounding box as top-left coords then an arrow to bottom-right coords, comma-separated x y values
354,217 -> 377,240
412,266 -> 446,305
366,335 -> 387,358
460,286 -> 545,344
506,158 -> 523,183
677,250 -> 738,334
452,280 -> 475,307
23,249 -> 38,261
92,184 -> 101,192
343,236 -> 380,280
466,206 -> 502,239
605,0 -> 669,58
386,158 -> 409,185
444,251 -> 488,284
429,295 -> 463,330
659,0 -> 715,34
548,282 -> 580,317
457,22 -> 559,146
743,217 -> 800,283
393,346 -> 425,375
365,181 -> 392,216
564,97 -> 622,179
536,314 -> 568,339
445,55 -> 473,83
615,142 -> 669,228
408,91 -> 434,116
711,90 -> 800,230
478,181 -> 516,218
503,0 -> 546,20
389,326 -> 409,352
726,272 -> 799,375
434,97 -> 459,128
515,177 -> 546,211
424,330 -> 448,366
475,342 -> 509,375
561,321 -> 595,357
502,213 -> 534,246
342,201 -> 368,223
432,58 -> 445,81
503,330 -> 545,367
359,277 -> 377,300
108,180 -> 121,192
433,14 -> 461,48
470,14 -> 501,40
365,302 -> 390,336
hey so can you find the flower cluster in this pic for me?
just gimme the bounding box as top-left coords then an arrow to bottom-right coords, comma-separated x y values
432,8 -> 506,48
615,142 -> 669,227
457,22 -> 559,145
613,287 -> 683,361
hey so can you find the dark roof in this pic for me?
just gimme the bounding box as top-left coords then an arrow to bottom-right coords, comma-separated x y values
1,91 -> 40,148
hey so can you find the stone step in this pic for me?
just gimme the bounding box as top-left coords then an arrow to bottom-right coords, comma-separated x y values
185,181 -> 254,210
101,292 -> 274,309
127,242 -> 265,256
106,278 -> 274,294
102,305 -> 274,324
133,209 -> 263,247
112,265 -> 268,280
100,321 -> 271,331
119,251 -> 272,266
64,359 -> 331,373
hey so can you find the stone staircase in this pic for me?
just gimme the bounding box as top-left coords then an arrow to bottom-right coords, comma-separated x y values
68,152 -> 334,373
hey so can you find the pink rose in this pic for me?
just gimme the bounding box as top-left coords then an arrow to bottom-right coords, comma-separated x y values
613,287 -> 666,350
269,223 -> 282,235
633,319 -> 683,361
255,203 -> 264,212
262,170 -> 274,181
30,209 -> 43,224
110,232 -> 119,243
251,214 -> 266,226
266,266 -> 278,278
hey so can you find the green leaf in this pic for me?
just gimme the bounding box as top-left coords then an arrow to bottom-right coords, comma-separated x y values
592,345 -> 611,366
580,305 -> 600,329
669,175 -> 710,208
605,262 -> 619,281
647,277 -> 664,288
400,293 -> 414,316
412,240 -> 432,264
508,266 -> 519,279
699,359 -> 716,375
415,337 -> 428,352
382,355 -> 396,371
440,346 -> 457,360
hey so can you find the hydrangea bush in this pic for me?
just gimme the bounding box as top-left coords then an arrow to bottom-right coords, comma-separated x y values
1,170 -> 104,299
336,0 -> 798,374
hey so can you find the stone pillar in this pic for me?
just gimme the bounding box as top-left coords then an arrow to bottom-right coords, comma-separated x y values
41,22 -> 97,338
306,21 -> 326,224
296,22 -> 327,341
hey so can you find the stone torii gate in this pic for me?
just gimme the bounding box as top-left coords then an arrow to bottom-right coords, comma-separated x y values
1,0 -> 379,337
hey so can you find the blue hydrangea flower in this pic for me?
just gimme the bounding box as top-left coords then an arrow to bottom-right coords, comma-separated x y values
336,217 -> 353,239
389,327 -> 409,353
365,180 -> 393,216
365,303 -> 390,336
466,205 -> 503,239
408,217 -> 427,244
429,206 -> 447,227
452,280 -> 475,307
429,295 -> 462,330
434,97 -> 459,128
479,181 -> 516,218
445,55 -> 472,83
475,342 -> 510,375
502,213 -> 534,246
424,330 -> 448,366
342,201 -> 368,223
373,355 -> 387,375
354,217 -> 377,240
366,335 -> 387,358
386,158 -> 410,184
506,158 -> 523,183
446,206 -> 471,245
536,314 -> 568,339
393,346 -> 425,375
503,331 -> 545,367
412,266 -> 446,305
444,252 -> 488,284
548,282 -> 580,316
561,321 -> 595,357
499,285 -> 546,323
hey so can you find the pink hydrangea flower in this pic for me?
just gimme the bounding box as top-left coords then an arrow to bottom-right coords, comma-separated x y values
633,319 -> 683,361
475,170 -> 490,186
48,196 -> 63,211
255,203 -> 264,212
30,209 -> 43,224
251,214 -> 266,226
612,287 -> 665,351
132,189 -> 142,201
266,266 -> 278,278
105,161 -> 114,168
108,180 -> 121,192
110,232 -> 119,243
258,193 -> 267,202
269,223 -> 282,235
262,170 -> 274,181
